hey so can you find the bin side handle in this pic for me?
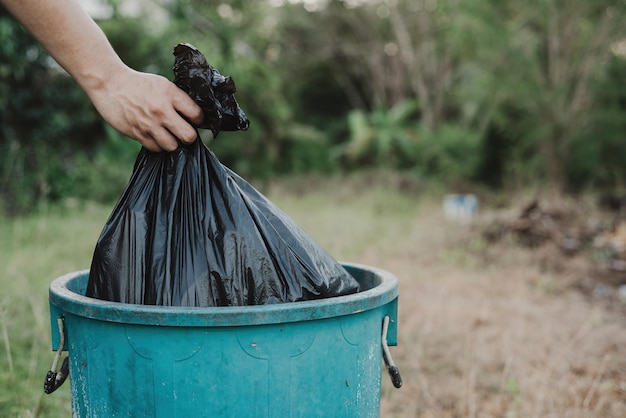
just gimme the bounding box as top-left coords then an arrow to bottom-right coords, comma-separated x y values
382,315 -> 402,388
44,317 -> 69,394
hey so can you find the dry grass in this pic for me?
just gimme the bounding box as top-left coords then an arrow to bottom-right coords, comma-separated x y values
368,193 -> 625,417
271,176 -> 626,417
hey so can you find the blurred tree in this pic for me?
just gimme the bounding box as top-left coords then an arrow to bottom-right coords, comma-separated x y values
275,0 -> 485,176
0,7 -> 102,213
3,0 -> 626,213
451,0 -> 626,190
275,0 -> 626,188
567,54 -> 626,191
277,0 -> 458,129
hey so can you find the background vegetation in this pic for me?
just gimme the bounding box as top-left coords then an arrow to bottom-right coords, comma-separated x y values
2,1 -> 626,416
1,0 -> 626,215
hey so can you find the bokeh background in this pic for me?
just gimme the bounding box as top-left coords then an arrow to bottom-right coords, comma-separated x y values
3,0 -> 626,213
2,1 -> 626,417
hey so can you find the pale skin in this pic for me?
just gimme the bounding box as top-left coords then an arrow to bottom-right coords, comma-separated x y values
1,0 -> 203,152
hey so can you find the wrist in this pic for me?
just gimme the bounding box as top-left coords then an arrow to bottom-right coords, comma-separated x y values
75,56 -> 129,97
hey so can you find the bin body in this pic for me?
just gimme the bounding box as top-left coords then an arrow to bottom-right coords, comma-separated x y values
49,263 -> 399,418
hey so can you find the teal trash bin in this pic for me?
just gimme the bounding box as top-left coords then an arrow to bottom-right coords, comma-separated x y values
47,262 -> 401,417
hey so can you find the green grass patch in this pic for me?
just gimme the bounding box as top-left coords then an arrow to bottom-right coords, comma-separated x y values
0,201 -> 110,417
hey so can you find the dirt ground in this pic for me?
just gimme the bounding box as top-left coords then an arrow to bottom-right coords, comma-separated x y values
366,194 -> 626,417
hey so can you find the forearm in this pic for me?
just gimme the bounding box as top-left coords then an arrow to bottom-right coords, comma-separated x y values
2,0 -> 204,151
1,0 -> 127,94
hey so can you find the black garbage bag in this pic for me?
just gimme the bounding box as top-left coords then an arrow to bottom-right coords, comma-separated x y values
172,43 -> 250,136
85,44 -> 360,306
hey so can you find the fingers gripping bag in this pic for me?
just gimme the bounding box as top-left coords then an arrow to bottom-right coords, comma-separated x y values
86,44 -> 360,307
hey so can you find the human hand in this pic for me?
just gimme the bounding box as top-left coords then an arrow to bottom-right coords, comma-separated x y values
87,67 -> 204,152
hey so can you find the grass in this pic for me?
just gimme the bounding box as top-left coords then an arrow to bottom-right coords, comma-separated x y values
0,201 -> 111,417
1,174 -> 625,417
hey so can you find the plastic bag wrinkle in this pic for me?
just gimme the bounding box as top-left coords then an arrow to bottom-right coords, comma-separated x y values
86,44 -> 359,307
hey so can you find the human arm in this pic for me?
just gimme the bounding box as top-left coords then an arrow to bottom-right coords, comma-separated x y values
0,0 -> 203,152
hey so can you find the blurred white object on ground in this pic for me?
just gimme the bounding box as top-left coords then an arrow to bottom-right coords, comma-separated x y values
443,194 -> 478,224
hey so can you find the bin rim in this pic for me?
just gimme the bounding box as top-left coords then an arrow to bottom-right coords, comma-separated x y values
49,262 -> 398,327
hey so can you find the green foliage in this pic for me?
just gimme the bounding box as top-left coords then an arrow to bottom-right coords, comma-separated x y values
412,124 -> 483,184
340,100 -> 482,183
98,16 -> 170,74
454,0 -> 626,189
567,55 -> 626,190
0,8 -> 104,214
3,0 -> 626,213
341,101 -> 419,168
63,127 -> 140,202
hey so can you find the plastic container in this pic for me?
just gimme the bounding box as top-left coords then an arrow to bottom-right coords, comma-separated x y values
47,263 -> 400,417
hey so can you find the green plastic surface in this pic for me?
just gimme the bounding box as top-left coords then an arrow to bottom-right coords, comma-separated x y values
48,263 -> 399,417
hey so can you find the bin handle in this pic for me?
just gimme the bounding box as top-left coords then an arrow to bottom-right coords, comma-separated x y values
44,317 -> 69,394
382,315 -> 402,388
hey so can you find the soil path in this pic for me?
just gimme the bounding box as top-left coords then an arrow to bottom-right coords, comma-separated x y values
363,204 -> 626,417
